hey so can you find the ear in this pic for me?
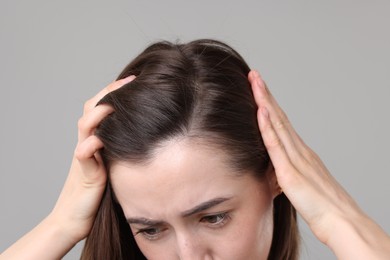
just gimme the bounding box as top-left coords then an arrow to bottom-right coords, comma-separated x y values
265,163 -> 282,199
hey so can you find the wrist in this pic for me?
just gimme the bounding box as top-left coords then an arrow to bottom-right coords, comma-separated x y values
0,214 -> 81,260
45,212 -> 84,247
326,212 -> 390,259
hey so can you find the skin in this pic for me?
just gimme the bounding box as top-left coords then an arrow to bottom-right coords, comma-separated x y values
0,75 -> 137,260
248,71 -> 390,259
110,138 -> 279,259
1,71 -> 389,259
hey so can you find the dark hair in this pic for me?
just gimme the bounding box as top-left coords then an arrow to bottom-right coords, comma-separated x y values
80,39 -> 299,259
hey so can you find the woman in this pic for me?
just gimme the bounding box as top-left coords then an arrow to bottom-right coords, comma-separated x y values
1,39 -> 389,259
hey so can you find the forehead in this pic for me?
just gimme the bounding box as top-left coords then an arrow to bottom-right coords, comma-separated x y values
109,138 -> 257,217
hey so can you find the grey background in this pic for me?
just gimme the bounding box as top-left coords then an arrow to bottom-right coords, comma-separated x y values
1,1 -> 389,259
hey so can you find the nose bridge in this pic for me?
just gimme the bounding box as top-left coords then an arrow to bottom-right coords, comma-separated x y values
175,230 -> 209,260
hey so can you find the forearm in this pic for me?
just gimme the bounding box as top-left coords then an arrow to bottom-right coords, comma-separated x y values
327,213 -> 390,260
0,214 -> 80,260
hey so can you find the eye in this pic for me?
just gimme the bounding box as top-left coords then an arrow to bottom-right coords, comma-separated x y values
200,212 -> 230,227
135,227 -> 165,241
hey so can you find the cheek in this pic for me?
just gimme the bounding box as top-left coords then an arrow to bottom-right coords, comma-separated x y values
133,236 -> 173,260
223,202 -> 274,259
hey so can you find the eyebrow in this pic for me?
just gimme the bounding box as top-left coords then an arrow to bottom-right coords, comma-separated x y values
181,197 -> 232,217
126,197 -> 233,226
126,217 -> 165,226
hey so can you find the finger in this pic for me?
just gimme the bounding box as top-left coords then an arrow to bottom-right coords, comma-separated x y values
78,104 -> 114,142
249,71 -> 308,167
74,135 -> 104,180
83,75 -> 136,114
259,106 -> 331,219
249,70 -> 307,148
257,106 -> 302,189
249,70 -> 295,138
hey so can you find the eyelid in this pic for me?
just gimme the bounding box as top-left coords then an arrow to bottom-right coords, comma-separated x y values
135,226 -> 167,241
133,211 -> 232,241
200,212 -> 231,228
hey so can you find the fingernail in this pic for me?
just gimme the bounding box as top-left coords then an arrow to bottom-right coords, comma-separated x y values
261,107 -> 269,118
252,71 -> 263,88
123,75 -> 136,83
249,70 -> 255,82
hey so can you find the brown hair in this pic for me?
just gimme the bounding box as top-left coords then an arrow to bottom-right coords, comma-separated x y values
80,39 -> 299,259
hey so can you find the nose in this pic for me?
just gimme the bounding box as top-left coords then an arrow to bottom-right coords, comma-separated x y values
176,233 -> 212,260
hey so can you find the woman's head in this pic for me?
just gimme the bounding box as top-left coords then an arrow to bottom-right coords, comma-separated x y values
81,39 -> 299,259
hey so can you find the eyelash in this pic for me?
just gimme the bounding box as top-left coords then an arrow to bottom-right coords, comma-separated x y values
135,212 -> 231,241
200,212 -> 231,228
135,227 -> 165,241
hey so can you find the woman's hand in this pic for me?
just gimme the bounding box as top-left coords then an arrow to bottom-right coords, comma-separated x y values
1,75 -> 135,260
248,70 -> 390,259
50,75 -> 136,243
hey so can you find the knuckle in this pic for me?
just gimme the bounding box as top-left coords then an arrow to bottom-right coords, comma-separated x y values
83,99 -> 94,112
301,147 -> 314,160
77,117 -> 84,129
77,117 -> 88,131
301,145 -> 318,161
74,145 -> 86,160
280,109 -> 289,122
274,116 -> 289,130
274,120 -> 286,130
265,133 -> 283,149
263,82 -> 270,94
278,168 -> 303,189
295,153 -> 312,169
274,113 -> 290,130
